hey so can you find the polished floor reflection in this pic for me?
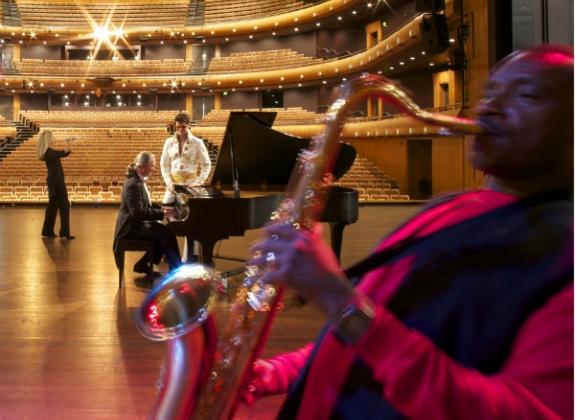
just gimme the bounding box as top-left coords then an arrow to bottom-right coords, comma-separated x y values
0,204 -> 420,419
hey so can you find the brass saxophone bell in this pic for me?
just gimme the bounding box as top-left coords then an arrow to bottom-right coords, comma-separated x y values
135,264 -> 219,341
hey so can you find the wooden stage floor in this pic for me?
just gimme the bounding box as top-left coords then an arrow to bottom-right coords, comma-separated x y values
0,204 -> 420,419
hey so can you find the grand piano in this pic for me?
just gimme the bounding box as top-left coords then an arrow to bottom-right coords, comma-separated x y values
169,111 -> 359,266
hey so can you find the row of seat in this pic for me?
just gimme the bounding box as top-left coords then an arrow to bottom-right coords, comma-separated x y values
0,126 -> 17,138
197,107 -> 320,126
208,49 -> 322,73
204,0 -> 304,23
20,110 -> 176,127
16,0 -> 189,28
12,59 -> 193,76
0,182 -> 410,204
0,183 -> 168,203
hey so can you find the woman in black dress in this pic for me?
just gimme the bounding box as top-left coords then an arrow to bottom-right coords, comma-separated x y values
37,130 -> 75,239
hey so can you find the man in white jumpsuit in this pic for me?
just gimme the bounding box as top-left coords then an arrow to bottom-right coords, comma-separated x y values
161,112 -> 212,261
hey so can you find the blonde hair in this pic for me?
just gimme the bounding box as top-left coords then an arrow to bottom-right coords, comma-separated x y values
36,130 -> 53,161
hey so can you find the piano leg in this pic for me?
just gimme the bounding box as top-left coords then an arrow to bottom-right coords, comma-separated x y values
182,238 -> 196,263
328,222 -> 348,262
186,235 -> 218,267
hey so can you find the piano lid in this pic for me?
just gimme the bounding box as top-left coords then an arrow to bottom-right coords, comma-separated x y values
209,111 -> 356,190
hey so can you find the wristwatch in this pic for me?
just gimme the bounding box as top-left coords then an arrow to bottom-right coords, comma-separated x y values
333,296 -> 375,346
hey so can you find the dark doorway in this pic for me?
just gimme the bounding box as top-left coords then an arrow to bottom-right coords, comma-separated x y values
407,139 -> 432,199
261,89 -> 284,108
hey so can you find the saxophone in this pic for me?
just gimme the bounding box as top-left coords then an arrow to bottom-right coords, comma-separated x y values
135,74 -> 483,419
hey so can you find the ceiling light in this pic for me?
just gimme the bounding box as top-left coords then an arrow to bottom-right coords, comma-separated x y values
316,22 -> 321,27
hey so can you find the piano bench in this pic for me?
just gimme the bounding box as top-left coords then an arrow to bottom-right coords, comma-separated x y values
116,239 -> 156,288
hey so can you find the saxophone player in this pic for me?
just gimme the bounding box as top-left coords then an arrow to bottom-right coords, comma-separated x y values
246,45 -> 573,419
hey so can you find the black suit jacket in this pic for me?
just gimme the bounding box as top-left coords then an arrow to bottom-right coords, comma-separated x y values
112,173 -> 164,267
44,148 -> 70,191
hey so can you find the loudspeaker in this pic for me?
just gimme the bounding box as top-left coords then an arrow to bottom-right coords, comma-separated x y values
419,13 -> 450,54
415,0 -> 445,12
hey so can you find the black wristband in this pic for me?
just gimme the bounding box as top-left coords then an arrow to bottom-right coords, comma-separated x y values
333,296 -> 375,346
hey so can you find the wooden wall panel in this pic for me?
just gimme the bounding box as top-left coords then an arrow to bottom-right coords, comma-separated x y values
464,0 -> 491,111
348,135 -> 483,195
463,135 -> 486,188
349,137 -> 407,190
432,136 -> 465,193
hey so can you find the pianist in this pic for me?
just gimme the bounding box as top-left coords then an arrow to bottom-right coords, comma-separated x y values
113,151 -> 182,276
